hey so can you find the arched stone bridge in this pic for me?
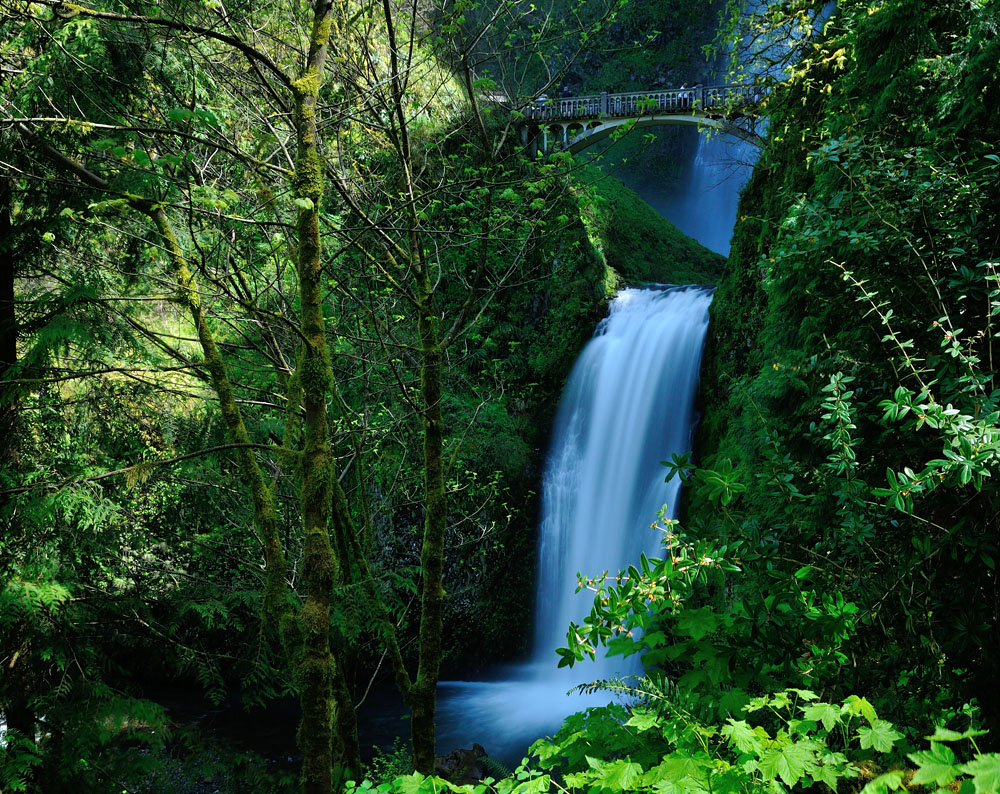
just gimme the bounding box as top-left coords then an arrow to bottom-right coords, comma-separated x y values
516,83 -> 765,154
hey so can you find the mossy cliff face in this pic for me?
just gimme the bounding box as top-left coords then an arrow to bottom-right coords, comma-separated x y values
693,0 -> 1000,724
582,169 -> 725,286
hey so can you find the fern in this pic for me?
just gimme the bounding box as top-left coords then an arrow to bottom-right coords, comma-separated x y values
480,755 -> 513,781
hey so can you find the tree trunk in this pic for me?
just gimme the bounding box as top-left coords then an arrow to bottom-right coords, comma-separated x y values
291,2 -> 341,790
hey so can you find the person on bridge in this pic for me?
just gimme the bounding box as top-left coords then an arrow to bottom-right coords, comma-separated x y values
532,94 -> 549,120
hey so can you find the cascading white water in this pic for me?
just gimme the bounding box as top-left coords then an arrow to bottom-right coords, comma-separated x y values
436,285 -> 714,761
533,285 -> 713,667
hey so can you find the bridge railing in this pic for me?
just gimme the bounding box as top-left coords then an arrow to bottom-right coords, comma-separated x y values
523,83 -> 764,122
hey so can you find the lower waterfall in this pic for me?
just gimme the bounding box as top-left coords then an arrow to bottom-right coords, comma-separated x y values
436,285 -> 714,762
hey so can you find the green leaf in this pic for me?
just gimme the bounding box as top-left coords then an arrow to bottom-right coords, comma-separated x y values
909,743 -> 962,787
959,754 -> 1000,794
512,775 -> 550,794
598,760 -> 643,790
563,772 -> 593,789
844,695 -> 879,725
758,741 -> 817,787
803,703 -> 841,732
812,764 -> 841,790
860,771 -> 905,794
643,757 -> 701,791
676,607 -> 719,640
394,773 -> 426,794
926,727 -> 989,743
722,719 -> 762,754
292,197 -> 315,211
857,720 -> 903,753
625,709 -> 660,733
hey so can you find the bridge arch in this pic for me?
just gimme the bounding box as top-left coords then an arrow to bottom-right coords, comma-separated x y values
516,83 -> 765,154
564,115 -> 759,153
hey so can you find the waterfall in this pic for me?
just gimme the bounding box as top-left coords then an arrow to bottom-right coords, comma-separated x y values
533,285 -> 713,668
436,285 -> 714,761
629,131 -> 756,257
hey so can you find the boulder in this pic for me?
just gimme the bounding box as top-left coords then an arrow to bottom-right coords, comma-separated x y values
433,743 -> 488,785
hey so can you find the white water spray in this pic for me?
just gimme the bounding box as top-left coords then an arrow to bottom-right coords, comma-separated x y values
437,285 -> 713,760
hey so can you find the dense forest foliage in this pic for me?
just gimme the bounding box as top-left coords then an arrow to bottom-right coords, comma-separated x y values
1,0 -> 998,793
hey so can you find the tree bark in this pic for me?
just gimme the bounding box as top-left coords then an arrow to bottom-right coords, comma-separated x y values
290,2 -> 351,789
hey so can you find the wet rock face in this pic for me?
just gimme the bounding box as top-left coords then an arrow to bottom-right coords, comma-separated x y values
433,743 -> 488,784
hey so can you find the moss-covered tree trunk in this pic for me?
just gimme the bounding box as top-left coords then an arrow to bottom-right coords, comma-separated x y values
18,7 -> 361,784
288,2 -> 342,792
374,0 -> 449,768
146,203 -> 343,790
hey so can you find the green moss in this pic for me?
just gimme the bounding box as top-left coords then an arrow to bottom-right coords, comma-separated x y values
310,14 -> 333,57
295,149 -> 324,200
291,73 -> 320,99
299,597 -> 329,640
298,348 -> 332,398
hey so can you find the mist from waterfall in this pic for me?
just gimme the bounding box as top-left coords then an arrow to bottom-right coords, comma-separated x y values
436,286 -> 714,762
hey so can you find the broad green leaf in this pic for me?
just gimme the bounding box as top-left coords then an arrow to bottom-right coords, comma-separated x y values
909,743 -> 962,787
769,691 -> 792,710
717,689 -> 750,719
857,720 -> 903,753
512,775 -> 551,794
959,754 -> 1000,794
653,780 -> 691,794
394,773 -> 425,794
860,771 -> 904,794
676,607 -> 720,640
803,702 -> 841,732
643,755 -> 704,788
926,727 -> 990,743
811,761 -> 841,790
563,772 -> 593,788
598,760 -> 643,790
758,741 -> 817,786
722,719 -> 761,754
844,695 -> 879,725
625,709 -> 660,732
